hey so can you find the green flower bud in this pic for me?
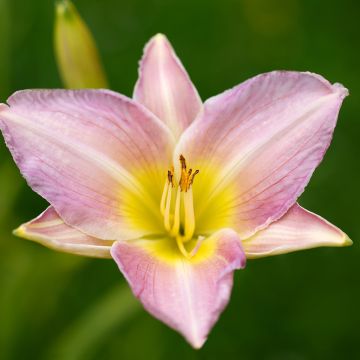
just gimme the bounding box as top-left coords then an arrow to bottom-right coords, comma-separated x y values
54,0 -> 108,88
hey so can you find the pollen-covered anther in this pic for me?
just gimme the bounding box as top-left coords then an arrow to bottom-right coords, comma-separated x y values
178,155 -> 199,192
189,169 -> 199,187
167,169 -> 174,187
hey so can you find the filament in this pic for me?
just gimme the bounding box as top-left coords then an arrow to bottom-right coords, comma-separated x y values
170,188 -> 181,236
183,188 -> 195,242
160,180 -> 169,216
163,184 -> 173,231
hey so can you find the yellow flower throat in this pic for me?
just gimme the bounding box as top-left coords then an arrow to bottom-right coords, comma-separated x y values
160,155 -> 199,257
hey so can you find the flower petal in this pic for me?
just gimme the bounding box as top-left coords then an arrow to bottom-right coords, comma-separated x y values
242,203 -> 352,258
14,206 -> 113,258
133,34 -> 202,139
0,90 -> 174,241
175,71 -> 348,238
111,229 -> 246,348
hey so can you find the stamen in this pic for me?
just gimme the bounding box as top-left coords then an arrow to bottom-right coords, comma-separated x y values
160,168 -> 174,216
161,155 -> 200,256
178,155 -> 199,192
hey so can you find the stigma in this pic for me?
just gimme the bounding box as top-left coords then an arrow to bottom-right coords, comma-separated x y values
160,155 -> 199,257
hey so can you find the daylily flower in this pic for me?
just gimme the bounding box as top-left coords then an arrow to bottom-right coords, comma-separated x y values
0,34 -> 351,348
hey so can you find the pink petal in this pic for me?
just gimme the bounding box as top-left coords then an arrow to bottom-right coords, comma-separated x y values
0,90 -> 174,241
111,229 -> 246,348
242,203 -> 352,258
15,207 -> 113,258
175,71 -> 348,238
133,34 -> 202,138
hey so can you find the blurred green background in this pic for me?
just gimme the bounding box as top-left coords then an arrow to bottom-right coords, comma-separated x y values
0,0 -> 359,359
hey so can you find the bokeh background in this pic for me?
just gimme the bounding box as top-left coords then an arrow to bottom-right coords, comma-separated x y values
0,0 -> 359,359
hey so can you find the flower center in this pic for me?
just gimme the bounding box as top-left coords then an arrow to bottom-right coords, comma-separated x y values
160,155 -> 200,257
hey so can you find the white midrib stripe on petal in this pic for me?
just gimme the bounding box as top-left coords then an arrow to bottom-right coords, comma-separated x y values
176,261 -> 202,348
25,219 -> 63,228
157,41 -> 180,138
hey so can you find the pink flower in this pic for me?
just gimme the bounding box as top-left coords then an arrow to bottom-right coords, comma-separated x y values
0,34 -> 351,348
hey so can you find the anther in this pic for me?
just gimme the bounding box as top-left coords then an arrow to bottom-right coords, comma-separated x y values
167,170 -> 174,187
189,169 -> 199,187
180,154 -> 187,170
178,155 -> 200,192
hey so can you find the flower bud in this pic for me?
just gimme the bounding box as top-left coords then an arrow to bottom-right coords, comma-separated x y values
54,0 -> 108,88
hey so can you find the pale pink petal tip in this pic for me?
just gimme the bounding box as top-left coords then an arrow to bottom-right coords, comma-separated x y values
333,82 -> 349,98
242,204 -> 352,258
302,71 -> 349,98
13,207 -> 113,258
111,229 -> 246,348
134,33 -> 202,138
150,32 -> 168,44
343,235 -> 353,246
